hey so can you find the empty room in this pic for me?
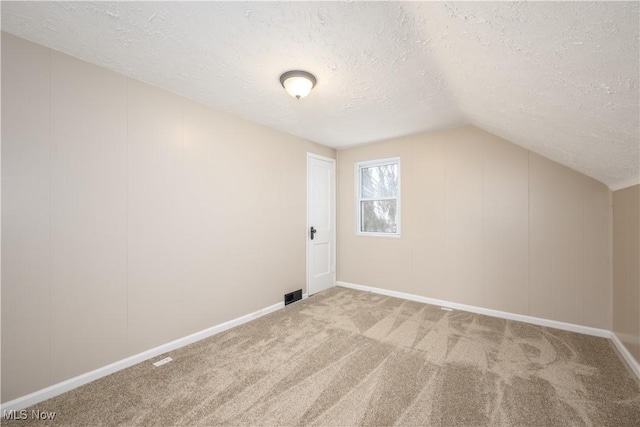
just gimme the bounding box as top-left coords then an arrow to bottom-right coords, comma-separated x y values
1,1 -> 639,426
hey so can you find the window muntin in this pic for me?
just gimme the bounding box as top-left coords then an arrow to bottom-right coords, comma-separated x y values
356,158 -> 400,236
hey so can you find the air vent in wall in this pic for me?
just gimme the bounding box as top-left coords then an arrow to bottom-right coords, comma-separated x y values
284,289 -> 302,305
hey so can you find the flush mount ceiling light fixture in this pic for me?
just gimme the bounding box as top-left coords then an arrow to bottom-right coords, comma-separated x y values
280,70 -> 317,100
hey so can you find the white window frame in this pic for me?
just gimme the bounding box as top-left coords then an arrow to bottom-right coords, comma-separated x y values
355,157 -> 401,237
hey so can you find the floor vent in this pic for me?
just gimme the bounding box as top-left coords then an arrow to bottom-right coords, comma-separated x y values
285,289 -> 303,305
152,357 -> 173,367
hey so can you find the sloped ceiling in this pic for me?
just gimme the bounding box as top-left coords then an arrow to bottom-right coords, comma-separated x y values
2,1 -> 638,189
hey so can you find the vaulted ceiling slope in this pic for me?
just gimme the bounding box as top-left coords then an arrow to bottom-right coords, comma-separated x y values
2,1 -> 638,189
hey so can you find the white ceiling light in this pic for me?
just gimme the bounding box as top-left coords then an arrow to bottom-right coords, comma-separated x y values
280,70 -> 316,100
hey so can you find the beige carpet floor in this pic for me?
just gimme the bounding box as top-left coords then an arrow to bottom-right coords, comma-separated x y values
4,286 -> 640,426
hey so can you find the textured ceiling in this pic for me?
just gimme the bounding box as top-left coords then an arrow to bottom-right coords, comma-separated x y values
2,1 -> 638,189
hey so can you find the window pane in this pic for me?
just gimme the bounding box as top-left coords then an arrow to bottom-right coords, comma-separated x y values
361,200 -> 397,233
361,164 -> 398,198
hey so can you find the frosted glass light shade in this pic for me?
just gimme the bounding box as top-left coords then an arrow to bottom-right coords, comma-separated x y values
280,70 -> 316,99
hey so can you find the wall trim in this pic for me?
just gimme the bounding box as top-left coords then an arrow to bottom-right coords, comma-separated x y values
611,332 -> 640,379
0,300 -> 285,412
337,281 -> 640,380
336,281 -> 610,337
3,285 -> 637,412
337,281 -> 616,338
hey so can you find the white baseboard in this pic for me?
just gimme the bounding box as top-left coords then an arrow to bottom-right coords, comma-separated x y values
1,300 -> 284,412
610,332 -> 640,379
337,281 -> 640,380
3,284 -> 637,412
337,281 -> 610,338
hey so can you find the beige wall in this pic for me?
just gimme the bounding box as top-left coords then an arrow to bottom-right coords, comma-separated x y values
338,126 -> 612,328
1,33 -> 335,402
613,185 -> 640,364
1,31 -> 623,403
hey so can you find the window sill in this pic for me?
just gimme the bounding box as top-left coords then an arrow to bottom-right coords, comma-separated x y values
356,232 -> 401,238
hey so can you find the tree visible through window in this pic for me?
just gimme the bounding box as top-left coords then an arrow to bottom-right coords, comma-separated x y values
356,158 -> 400,236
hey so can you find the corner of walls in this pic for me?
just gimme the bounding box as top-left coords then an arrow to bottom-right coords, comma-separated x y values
611,331 -> 640,379
337,126 -> 612,331
612,184 -> 640,367
337,280 -> 640,381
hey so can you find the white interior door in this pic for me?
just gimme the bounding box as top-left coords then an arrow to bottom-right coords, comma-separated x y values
307,154 -> 336,295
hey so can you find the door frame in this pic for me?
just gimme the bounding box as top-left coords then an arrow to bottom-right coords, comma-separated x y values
306,153 -> 337,296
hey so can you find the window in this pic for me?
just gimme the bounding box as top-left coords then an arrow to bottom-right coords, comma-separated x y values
356,157 -> 400,236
